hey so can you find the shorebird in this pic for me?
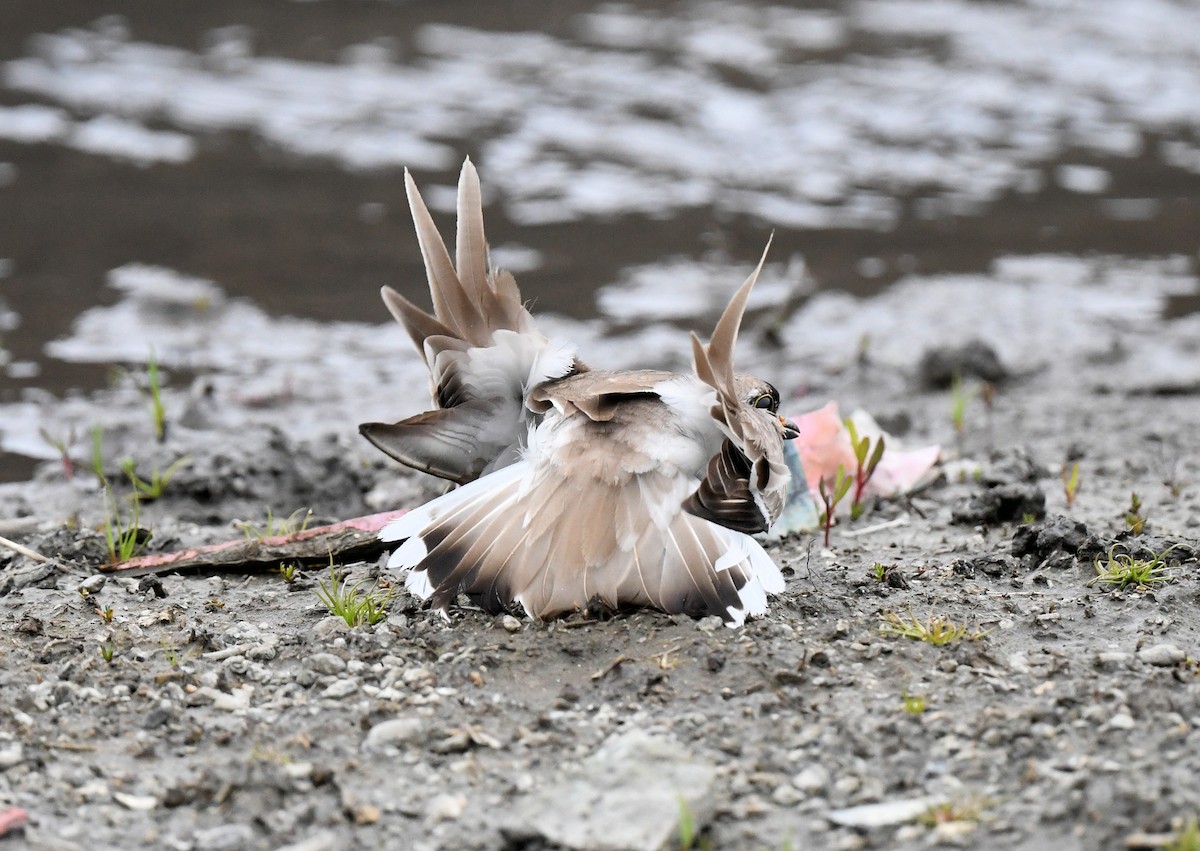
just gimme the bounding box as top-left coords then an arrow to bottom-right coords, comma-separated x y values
360,160 -> 797,626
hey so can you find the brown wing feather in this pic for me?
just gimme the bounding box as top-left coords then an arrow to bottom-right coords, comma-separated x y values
681,438 -> 769,533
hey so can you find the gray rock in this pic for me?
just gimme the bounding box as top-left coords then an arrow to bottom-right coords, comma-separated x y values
501,730 -> 717,850
1139,643 -> 1185,667
1095,651 -> 1133,671
321,678 -> 358,699
827,797 -> 937,828
792,764 -> 830,793
306,653 -> 347,675
363,717 -> 425,751
194,823 -> 255,850
76,574 -> 107,595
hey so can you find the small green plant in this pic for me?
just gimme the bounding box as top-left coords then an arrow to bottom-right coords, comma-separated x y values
278,562 -> 299,583
677,795 -> 696,850
950,373 -> 977,438
901,689 -> 927,714
1168,817 -> 1200,851
870,562 -> 887,582
99,639 -> 116,664
237,507 -> 313,540
1089,544 -> 1177,589
1124,492 -> 1147,535
145,349 -> 167,442
315,563 -> 397,627
917,796 -> 989,827
90,424 -> 106,479
162,640 -> 183,668
101,485 -> 147,564
1021,511 -> 1038,524
97,605 -> 115,624
879,610 -> 984,646
817,465 -> 853,547
1061,462 -> 1080,508
844,418 -> 885,520
121,456 -> 191,501
39,426 -> 78,480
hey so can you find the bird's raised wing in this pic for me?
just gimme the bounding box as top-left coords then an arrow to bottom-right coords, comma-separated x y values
684,239 -> 794,533
360,159 -> 582,483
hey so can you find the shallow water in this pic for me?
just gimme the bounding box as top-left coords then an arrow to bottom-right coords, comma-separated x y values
1,0 -> 1199,479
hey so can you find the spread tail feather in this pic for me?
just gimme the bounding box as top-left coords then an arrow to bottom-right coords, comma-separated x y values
382,462 -> 781,626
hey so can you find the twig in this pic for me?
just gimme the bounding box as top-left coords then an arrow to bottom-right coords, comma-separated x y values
841,516 -> 910,538
0,535 -> 49,563
101,509 -> 408,576
591,655 -> 634,680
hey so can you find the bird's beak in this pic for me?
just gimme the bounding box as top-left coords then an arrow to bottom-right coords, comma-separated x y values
780,416 -> 800,440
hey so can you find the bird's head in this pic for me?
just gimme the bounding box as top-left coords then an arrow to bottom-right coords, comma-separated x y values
734,375 -> 799,441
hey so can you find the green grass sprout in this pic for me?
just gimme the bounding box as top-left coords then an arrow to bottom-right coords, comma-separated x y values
102,485 -> 148,564
818,465 -> 853,547
845,418 -> 885,520
1061,461 -> 1080,508
1124,491 -> 1147,535
315,562 -> 397,627
121,456 -> 191,501
237,507 -> 313,540
879,610 -> 985,646
91,424 -> 106,479
1089,543 -> 1178,590
146,348 -> 167,442
902,689 -> 927,714
1168,817 -> 1200,851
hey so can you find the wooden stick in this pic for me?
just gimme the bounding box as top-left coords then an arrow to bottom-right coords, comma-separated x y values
102,509 -> 408,576
0,534 -> 49,563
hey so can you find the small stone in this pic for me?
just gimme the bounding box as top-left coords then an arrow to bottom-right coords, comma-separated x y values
828,797 -> 937,828
77,574 -> 107,595
363,718 -> 425,751
1107,713 -> 1136,731
1094,651 -> 1133,671
792,765 -> 829,793
772,783 -> 804,805
0,744 -> 24,770
501,615 -> 522,633
697,616 -> 724,632
351,804 -> 381,825
427,793 -> 467,822
1139,643 -> 1185,667
194,824 -> 255,850
113,792 -> 158,811
306,653 -> 347,675
938,659 -> 958,673
321,679 -> 358,699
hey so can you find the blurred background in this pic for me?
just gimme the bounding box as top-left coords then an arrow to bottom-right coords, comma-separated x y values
1,0 -> 1199,479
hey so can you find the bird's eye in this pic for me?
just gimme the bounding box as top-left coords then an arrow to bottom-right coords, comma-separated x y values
753,394 -> 777,412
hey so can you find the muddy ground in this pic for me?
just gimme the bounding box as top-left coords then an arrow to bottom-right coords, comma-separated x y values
3,1 -> 1200,849
1,283 -> 1199,851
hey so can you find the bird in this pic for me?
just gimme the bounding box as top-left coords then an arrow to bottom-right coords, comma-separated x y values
359,159 -> 798,626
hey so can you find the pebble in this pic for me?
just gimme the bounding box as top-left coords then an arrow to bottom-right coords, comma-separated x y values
427,793 -> 468,822
321,679 -> 358,699
194,823 -> 255,851
76,574 -> 107,595
306,653 -> 347,675
363,717 -> 425,751
827,797 -> 936,828
1095,651 -> 1133,671
113,792 -> 158,811
501,615 -> 522,633
772,783 -> 804,805
792,764 -> 829,793
1107,712 -> 1136,731
0,744 -> 24,770
1138,643 -> 1185,667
